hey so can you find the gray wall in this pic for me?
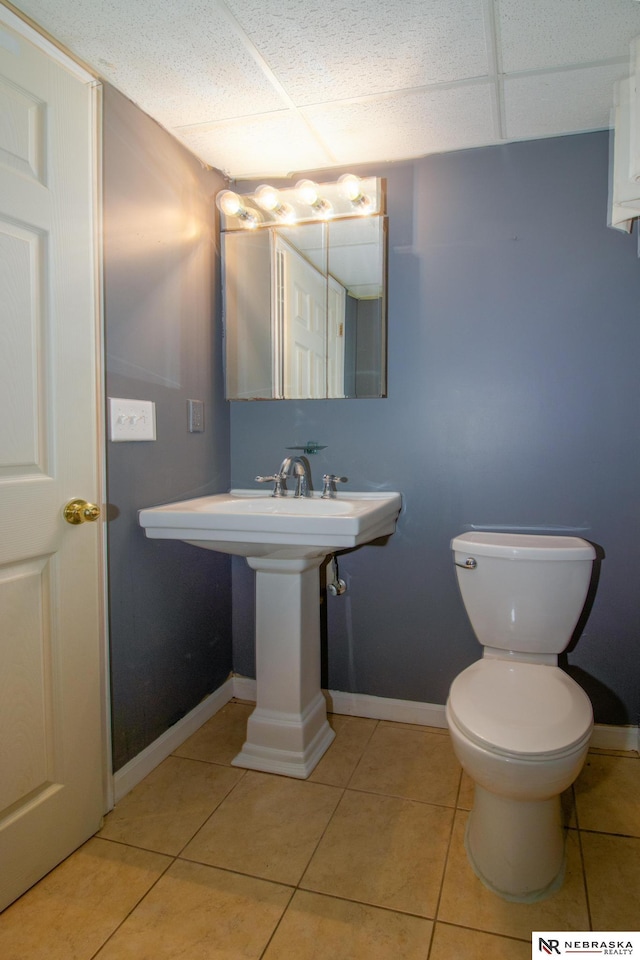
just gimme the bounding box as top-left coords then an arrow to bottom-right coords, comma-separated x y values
103,85 -> 232,771
230,132 -> 640,727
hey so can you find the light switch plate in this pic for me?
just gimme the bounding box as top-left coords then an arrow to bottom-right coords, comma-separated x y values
109,398 -> 156,442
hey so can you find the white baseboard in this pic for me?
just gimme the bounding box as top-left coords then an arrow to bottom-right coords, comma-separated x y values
232,675 -> 257,702
325,688 -> 448,729
112,678 -> 235,804
231,676 -> 447,728
591,722 -> 640,753
232,677 -> 638,752
111,676 -> 638,804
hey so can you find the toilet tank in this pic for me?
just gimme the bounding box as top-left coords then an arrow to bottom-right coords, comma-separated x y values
451,532 -> 595,656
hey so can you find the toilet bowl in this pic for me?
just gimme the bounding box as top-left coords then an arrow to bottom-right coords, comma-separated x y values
447,532 -> 595,902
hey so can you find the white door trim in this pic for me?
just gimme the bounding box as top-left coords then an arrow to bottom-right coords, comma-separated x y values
0,4 -> 96,82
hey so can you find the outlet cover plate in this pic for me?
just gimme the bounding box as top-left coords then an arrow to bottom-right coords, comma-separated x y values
188,399 -> 205,433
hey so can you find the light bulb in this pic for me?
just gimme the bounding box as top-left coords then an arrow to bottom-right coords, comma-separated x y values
296,179 -> 320,206
338,173 -> 362,202
216,189 -> 243,217
254,185 -> 281,212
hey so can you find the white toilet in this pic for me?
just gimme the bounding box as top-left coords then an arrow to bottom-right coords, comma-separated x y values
446,531 -> 595,902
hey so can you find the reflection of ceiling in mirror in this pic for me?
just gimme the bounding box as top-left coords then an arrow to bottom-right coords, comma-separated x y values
276,219 -> 383,299
329,219 -> 383,299
278,224 -> 325,274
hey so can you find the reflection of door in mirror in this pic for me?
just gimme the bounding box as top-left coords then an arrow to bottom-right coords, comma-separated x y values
327,277 -> 346,398
278,235 -> 327,399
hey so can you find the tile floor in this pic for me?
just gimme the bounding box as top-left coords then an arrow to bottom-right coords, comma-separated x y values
1,701 -> 639,959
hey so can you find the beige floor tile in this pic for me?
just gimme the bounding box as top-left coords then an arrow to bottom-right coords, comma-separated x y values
182,771 -> 342,884
438,812 -> 589,940
429,922 -> 530,959
301,789 -> 453,918
575,754 -> 640,836
309,714 -> 377,787
94,859 -> 292,960
173,700 -> 254,765
97,755 -> 243,855
0,838 -> 170,960
582,831 -> 640,930
349,723 -> 461,806
263,889 -> 433,960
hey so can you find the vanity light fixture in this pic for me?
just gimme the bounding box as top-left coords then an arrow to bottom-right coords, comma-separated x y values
216,175 -> 383,231
215,189 -> 258,228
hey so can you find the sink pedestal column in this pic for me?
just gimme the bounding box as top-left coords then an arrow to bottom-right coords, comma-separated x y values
232,554 -> 335,779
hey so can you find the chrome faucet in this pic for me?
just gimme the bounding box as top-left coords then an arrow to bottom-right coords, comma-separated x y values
255,455 -> 313,498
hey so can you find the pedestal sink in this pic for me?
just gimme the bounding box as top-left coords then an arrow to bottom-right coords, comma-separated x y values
139,489 -> 402,778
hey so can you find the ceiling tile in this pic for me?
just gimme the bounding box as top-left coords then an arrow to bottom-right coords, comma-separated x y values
498,0 -> 640,73
302,84 -> 498,165
225,0 -> 490,104
503,63 -> 629,141
174,111 -> 333,178
12,0 -> 286,124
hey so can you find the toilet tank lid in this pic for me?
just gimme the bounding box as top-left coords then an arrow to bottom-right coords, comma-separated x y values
451,531 -> 595,561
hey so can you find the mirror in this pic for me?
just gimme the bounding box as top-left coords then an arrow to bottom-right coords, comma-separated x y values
220,177 -> 387,400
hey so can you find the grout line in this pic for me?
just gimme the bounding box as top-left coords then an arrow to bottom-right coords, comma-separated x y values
424,771 -> 462,958
175,768 -> 249,860
431,919 -> 533,946
87,843 -> 176,960
577,825 -> 640,840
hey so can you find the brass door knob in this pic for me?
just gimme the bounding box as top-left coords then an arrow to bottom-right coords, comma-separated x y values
63,498 -> 101,525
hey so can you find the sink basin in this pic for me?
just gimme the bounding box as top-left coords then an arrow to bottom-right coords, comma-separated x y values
139,489 -> 402,558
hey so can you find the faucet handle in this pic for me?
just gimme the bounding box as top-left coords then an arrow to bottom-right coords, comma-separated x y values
321,474 -> 348,499
255,473 -> 287,497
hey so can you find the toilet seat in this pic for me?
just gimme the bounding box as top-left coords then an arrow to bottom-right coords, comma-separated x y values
447,659 -> 593,760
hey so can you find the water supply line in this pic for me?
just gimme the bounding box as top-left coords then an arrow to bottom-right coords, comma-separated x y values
327,555 -> 347,596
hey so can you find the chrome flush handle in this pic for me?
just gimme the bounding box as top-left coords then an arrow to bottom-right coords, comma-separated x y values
455,557 -> 477,570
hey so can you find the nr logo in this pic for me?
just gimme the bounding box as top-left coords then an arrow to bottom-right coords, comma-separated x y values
538,940 -> 561,956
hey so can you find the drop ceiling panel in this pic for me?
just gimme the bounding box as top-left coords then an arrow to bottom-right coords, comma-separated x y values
302,84 -> 498,165
504,62 -> 629,141
224,0 -> 490,104
175,111 -> 333,178
498,0 -> 640,73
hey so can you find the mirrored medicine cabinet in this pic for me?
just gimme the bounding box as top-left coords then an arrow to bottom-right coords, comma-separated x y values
218,176 -> 387,400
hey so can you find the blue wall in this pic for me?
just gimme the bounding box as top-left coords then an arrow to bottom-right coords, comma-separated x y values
230,132 -> 640,727
103,85 -> 233,770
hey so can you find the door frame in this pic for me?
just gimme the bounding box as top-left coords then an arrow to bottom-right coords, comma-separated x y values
1,2 -> 113,812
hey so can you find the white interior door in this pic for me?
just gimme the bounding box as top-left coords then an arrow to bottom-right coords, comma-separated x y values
280,236 -> 327,398
0,13 -> 106,910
